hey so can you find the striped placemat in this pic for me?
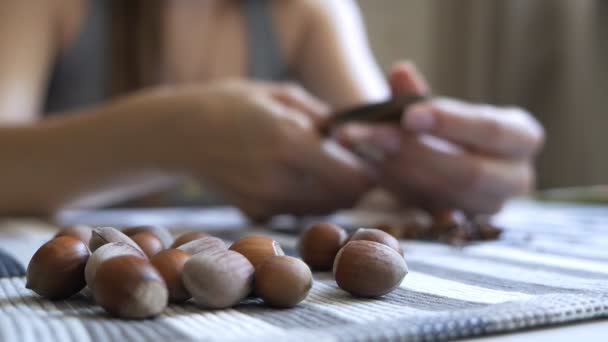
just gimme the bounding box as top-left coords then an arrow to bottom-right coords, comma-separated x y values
1,200 -> 608,341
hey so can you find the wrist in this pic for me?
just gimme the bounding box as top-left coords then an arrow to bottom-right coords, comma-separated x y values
127,85 -> 220,179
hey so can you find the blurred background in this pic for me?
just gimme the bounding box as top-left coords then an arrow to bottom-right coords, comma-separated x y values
357,0 -> 605,189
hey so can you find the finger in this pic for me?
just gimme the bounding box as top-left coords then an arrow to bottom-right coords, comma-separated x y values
338,124 -> 533,213
268,83 -> 331,128
403,98 -> 545,159
292,139 -> 374,203
249,93 -> 316,132
224,168 -> 363,218
389,61 -> 430,97
335,123 -> 402,161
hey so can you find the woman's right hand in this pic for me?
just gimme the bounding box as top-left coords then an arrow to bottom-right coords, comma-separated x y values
172,80 -> 372,220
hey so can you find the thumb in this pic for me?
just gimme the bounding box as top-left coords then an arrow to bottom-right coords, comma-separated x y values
389,61 -> 430,97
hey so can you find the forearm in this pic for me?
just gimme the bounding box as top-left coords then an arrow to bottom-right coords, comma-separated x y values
295,0 -> 389,110
0,87 -> 196,216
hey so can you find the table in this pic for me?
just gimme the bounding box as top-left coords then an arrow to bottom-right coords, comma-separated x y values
1,199 -> 607,341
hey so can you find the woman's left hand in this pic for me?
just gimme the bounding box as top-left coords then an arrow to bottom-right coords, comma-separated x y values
337,62 -> 545,214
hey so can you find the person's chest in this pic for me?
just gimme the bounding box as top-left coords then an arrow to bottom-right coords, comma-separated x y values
161,0 -> 301,83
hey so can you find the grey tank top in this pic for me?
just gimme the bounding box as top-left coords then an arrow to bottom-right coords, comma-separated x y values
44,0 -> 289,113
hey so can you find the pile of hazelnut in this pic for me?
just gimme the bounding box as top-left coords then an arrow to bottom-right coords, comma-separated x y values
299,223 -> 408,298
26,225 -> 312,319
375,210 -> 503,246
25,223 -> 409,320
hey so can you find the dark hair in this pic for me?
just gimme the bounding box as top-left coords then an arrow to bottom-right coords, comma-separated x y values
109,0 -> 163,96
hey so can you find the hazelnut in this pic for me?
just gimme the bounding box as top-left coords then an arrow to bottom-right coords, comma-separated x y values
254,256 -> 313,308
93,255 -> 168,319
89,227 -> 144,254
54,225 -> 93,245
177,236 -> 226,255
130,232 -> 164,258
150,249 -> 191,303
348,228 -> 404,256
229,236 -> 284,269
85,242 -> 146,289
374,223 -> 403,239
122,225 -> 174,249
298,223 -> 347,271
477,222 -> 503,240
182,250 -> 254,309
431,210 -> 465,235
170,231 -> 209,248
26,236 -> 90,299
333,240 -> 408,297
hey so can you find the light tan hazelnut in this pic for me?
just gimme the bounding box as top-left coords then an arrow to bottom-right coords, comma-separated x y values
182,250 -> 254,309
177,236 -> 226,256
89,227 -> 144,254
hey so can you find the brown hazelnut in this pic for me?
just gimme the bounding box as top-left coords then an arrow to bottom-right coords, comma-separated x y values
122,225 -> 174,249
26,236 -> 90,299
54,225 -> 93,245
298,223 -> 347,271
89,227 -> 144,254
374,223 -> 403,239
85,242 -> 146,290
431,210 -> 465,235
473,217 -> 503,241
349,228 -> 404,256
130,232 -> 164,258
254,256 -> 313,308
182,250 -> 254,309
170,231 -> 210,248
177,236 -> 226,255
150,249 -> 191,303
93,255 -> 168,319
229,236 -> 284,269
333,240 -> 408,297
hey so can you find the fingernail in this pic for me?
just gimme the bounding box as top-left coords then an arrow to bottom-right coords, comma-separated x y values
404,108 -> 435,132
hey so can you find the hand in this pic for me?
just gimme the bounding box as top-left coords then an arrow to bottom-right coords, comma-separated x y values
177,80 -> 372,220
337,63 -> 544,214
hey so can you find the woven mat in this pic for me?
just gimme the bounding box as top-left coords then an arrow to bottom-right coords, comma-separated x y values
1,200 -> 608,341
